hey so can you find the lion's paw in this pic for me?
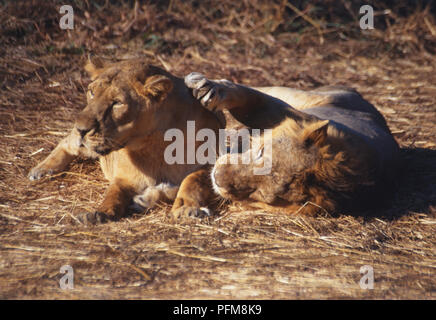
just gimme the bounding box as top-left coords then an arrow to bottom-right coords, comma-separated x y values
184,72 -> 228,110
171,205 -> 211,220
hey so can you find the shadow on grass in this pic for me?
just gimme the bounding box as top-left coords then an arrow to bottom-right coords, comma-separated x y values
361,147 -> 436,220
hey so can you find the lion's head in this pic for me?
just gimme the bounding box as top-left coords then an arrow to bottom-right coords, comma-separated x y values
211,118 -> 374,214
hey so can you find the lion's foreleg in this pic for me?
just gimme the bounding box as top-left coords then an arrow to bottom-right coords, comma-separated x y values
184,72 -> 267,112
170,167 -> 216,219
184,73 -> 310,128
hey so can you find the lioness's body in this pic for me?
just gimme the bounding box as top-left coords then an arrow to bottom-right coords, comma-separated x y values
29,58 -> 221,223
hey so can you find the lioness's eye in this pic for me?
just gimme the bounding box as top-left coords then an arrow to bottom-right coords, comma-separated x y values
87,90 -> 94,99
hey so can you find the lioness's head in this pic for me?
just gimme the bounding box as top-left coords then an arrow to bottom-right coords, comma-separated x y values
76,56 -> 178,155
211,118 -> 365,213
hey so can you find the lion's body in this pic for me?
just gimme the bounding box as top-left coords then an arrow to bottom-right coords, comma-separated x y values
262,85 -> 399,191
186,74 -> 400,215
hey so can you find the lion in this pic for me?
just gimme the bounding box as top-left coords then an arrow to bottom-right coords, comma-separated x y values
182,73 -> 400,215
28,57 -> 221,223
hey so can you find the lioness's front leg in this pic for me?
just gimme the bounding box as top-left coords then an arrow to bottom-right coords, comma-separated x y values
171,168 -> 215,219
77,182 -> 134,224
28,128 -> 97,180
132,182 -> 179,211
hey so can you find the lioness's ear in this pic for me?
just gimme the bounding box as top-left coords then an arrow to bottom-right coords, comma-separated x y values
85,54 -> 105,80
301,120 -> 329,147
139,75 -> 173,102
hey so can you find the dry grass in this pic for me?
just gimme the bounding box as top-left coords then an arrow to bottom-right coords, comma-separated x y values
0,0 -> 435,299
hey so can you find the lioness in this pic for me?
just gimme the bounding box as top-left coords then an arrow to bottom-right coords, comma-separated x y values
183,73 -> 400,215
29,57 -> 222,223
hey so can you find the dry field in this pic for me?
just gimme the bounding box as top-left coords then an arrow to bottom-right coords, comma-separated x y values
0,0 -> 435,299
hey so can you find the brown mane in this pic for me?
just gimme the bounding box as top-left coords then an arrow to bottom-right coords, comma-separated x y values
246,119 -> 380,216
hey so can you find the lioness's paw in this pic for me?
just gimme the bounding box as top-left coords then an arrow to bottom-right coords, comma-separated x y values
130,183 -> 176,212
76,211 -> 109,225
171,206 -> 211,220
28,166 -> 54,181
132,194 -> 155,210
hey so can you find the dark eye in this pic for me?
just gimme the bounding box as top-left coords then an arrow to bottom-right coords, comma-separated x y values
111,101 -> 128,120
111,100 -> 121,107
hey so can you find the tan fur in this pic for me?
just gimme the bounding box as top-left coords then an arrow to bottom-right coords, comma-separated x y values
185,73 -> 399,216
29,58 -> 221,223
253,86 -> 335,110
29,62 -> 398,222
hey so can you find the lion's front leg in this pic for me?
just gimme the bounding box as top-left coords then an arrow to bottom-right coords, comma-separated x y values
171,168 -> 215,219
185,73 -> 302,128
184,72 -> 265,112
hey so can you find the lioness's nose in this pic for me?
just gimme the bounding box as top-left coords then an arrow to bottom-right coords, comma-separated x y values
75,112 -> 97,137
76,127 -> 91,138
